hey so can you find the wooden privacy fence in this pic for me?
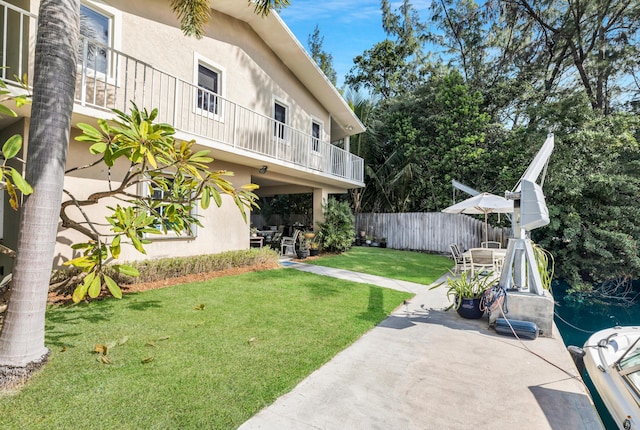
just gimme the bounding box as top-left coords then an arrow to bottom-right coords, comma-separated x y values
355,212 -> 510,254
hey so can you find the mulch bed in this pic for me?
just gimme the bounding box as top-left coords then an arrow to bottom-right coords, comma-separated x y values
45,261 -> 283,305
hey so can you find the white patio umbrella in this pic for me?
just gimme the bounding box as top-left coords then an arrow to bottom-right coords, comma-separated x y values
442,192 -> 513,243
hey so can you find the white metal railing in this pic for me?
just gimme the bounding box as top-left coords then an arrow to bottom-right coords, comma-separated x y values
0,1 -> 364,184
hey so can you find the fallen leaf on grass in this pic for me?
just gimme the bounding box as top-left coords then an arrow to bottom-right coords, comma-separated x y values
141,356 -> 155,364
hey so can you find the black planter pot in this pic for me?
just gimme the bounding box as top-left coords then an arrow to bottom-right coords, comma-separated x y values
309,248 -> 319,257
296,249 -> 309,259
456,297 -> 485,319
380,242 -> 387,248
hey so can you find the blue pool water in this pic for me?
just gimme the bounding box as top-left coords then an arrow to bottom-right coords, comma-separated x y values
553,280 -> 640,430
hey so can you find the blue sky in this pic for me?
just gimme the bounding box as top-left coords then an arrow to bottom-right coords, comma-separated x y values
278,1 -> 432,88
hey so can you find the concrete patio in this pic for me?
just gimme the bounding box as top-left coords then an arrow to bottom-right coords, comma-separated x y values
239,262 -> 603,430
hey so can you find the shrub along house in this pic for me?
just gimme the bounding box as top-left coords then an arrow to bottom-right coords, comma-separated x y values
0,0 -> 365,274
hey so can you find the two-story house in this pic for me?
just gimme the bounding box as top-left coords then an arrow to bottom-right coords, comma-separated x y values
0,0 -> 365,272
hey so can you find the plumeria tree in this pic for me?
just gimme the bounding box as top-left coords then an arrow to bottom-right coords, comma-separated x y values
63,104 -> 257,303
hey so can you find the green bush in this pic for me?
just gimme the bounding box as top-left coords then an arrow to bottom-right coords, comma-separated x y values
317,199 -> 355,253
50,248 -> 279,293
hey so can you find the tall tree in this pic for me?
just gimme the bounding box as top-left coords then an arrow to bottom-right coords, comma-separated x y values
345,0 -> 428,99
0,0 -> 79,385
527,95 -> 640,293
505,0 -> 640,113
307,25 -> 337,86
343,89 -> 378,214
429,0 -> 640,117
0,0 -> 290,389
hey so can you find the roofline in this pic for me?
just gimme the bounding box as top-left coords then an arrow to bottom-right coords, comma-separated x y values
213,1 -> 365,139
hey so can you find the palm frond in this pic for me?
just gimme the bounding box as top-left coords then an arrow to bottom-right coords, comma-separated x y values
169,0 -> 211,39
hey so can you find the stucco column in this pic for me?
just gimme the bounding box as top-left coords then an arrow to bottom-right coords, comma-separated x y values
312,188 -> 329,231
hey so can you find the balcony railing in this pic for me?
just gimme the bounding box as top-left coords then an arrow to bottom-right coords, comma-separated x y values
0,1 -> 364,184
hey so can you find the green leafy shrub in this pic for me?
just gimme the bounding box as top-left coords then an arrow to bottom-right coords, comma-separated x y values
50,248 -> 279,294
317,199 -> 355,253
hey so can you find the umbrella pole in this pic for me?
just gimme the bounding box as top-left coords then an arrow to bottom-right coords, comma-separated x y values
484,212 -> 488,243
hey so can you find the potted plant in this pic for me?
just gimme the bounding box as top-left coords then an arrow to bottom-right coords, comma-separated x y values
295,231 -> 312,259
380,237 -> 387,248
432,270 -> 496,319
309,240 -> 320,256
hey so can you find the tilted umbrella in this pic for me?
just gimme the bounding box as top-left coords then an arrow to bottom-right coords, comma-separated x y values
442,192 -> 513,243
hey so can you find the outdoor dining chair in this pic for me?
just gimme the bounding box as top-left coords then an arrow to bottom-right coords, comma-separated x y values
280,229 -> 300,256
468,248 -> 497,277
449,244 -> 466,272
481,241 -> 502,249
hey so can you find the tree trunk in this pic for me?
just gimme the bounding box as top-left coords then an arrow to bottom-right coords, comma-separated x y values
0,0 -> 79,385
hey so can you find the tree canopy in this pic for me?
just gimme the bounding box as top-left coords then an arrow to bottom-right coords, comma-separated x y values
343,0 -> 640,294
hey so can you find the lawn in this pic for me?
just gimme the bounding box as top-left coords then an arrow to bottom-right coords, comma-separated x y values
307,246 -> 453,285
0,268 -> 411,429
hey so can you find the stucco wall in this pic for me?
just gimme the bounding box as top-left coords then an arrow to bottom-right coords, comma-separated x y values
85,0 -> 331,140
54,129 -> 254,267
5,0 -> 340,270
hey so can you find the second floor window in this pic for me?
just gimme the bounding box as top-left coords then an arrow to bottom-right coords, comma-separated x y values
80,4 -> 111,75
274,102 -> 287,140
312,121 -> 321,152
197,64 -> 219,115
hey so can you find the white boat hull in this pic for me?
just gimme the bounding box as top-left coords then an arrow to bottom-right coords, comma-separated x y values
582,326 -> 640,429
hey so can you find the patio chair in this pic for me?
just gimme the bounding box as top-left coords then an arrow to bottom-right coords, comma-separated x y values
468,248 -> 497,277
481,241 -> 502,249
449,244 -> 466,272
280,229 -> 300,256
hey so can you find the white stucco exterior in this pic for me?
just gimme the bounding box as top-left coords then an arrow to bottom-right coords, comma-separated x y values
0,0 -> 365,271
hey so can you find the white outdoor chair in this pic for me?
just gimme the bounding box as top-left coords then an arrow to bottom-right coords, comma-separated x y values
468,248 -> 496,277
280,229 -> 300,256
449,244 -> 466,272
481,241 -> 502,249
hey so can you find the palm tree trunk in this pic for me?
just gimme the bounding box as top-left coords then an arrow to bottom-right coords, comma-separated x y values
0,0 -> 79,384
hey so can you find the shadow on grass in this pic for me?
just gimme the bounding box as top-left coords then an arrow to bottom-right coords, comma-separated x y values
43,296 -> 164,347
357,285 -> 388,323
44,303 -> 114,347
124,296 -> 164,311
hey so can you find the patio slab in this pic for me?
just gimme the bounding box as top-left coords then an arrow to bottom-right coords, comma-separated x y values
239,262 -> 603,430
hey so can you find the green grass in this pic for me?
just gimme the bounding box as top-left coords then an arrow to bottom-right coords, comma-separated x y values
0,269 -> 411,429
307,247 -> 453,285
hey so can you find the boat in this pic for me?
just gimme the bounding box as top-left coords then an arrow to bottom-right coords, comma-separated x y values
569,326 -> 640,430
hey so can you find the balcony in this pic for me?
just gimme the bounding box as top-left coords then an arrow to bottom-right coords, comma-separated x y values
0,1 -> 364,186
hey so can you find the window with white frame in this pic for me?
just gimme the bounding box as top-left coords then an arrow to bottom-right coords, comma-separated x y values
274,101 -> 287,140
311,121 -> 321,152
197,64 -> 220,115
79,3 -> 112,75
144,178 -> 197,238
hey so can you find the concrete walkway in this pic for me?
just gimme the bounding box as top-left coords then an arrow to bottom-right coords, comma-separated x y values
239,262 -> 603,430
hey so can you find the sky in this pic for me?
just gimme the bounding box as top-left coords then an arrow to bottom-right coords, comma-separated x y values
278,1 -> 432,88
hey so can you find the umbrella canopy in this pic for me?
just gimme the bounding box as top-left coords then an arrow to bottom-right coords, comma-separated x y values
442,192 -> 513,242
